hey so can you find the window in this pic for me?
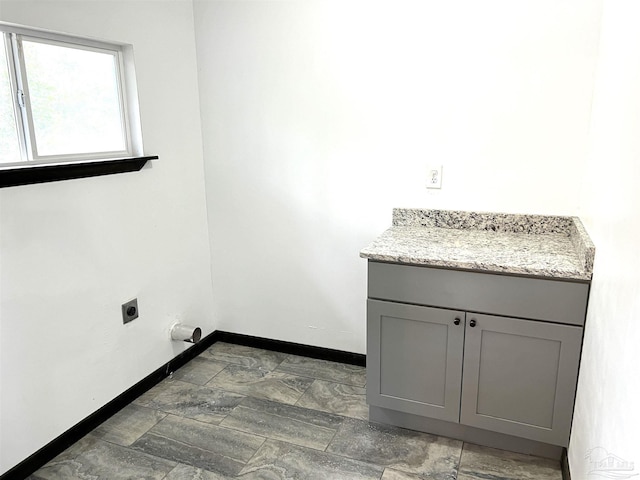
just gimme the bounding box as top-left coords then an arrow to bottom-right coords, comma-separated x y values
0,23 -> 143,168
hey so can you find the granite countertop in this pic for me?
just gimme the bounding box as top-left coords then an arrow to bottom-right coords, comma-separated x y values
360,209 -> 595,281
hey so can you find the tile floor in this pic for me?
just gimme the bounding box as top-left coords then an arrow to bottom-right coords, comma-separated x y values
29,342 -> 564,479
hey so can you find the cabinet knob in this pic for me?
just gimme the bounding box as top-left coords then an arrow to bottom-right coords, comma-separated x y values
454,318 -> 461,325
469,319 -> 477,327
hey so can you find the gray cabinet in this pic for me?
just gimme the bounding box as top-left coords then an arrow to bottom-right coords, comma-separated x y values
367,299 -> 464,422
366,261 -> 588,448
460,313 -> 582,445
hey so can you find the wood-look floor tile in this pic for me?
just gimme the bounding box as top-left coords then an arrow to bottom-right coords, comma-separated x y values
133,380 -> 170,406
296,379 -> 368,420
29,437 -> 175,480
199,342 -> 288,370
92,404 -> 166,446
29,347 -> 564,480
32,433 -> 101,467
220,397 -> 343,450
131,415 -> 264,476
238,439 -> 384,480
165,463 -> 234,480
327,418 -> 461,479
206,364 -> 313,405
134,380 -> 244,424
276,355 -> 367,387
171,357 -> 228,385
381,468 -> 426,479
457,443 -> 562,480
240,396 -> 344,429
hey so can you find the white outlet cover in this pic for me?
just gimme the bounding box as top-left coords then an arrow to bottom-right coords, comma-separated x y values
426,165 -> 442,189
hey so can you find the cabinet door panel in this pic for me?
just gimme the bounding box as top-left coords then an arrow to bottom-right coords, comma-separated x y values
367,299 -> 465,422
460,313 -> 583,446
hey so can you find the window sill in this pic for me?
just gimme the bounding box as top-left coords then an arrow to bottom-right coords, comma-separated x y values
0,156 -> 158,188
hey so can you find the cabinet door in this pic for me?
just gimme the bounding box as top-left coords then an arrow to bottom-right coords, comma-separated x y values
460,313 -> 583,446
367,299 -> 465,422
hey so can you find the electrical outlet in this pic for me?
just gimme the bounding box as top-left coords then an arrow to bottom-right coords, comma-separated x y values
426,165 -> 442,189
122,298 -> 139,324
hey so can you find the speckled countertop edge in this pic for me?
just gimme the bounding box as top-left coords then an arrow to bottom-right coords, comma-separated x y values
360,209 -> 595,281
568,217 -> 595,274
392,208 -> 575,233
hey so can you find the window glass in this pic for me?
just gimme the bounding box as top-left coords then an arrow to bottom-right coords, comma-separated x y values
22,39 -> 126,156
0,38 -> 21,162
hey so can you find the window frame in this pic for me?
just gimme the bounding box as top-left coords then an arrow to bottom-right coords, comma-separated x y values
0,22 -> 143,168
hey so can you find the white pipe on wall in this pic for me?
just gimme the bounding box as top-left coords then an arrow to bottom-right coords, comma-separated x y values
170,323 -> 202,343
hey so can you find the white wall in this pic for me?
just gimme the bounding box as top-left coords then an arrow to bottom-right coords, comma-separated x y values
0,1 -> 214,473
569,0 -> 640,476
3,0 -> 636,475
194,0 -> 602,353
